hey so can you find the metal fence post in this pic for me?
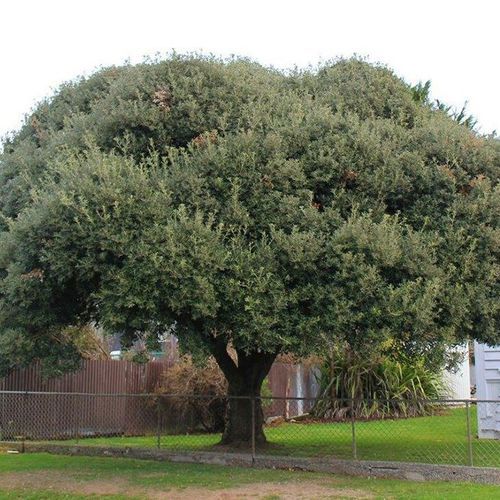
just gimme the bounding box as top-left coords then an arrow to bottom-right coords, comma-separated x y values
156,397 -> 161,450
251,396 -> 256,464
465,400 -> 473,467
0,391 -> 4,442
21,391 -> 28,453
74,395 -> 79,444
350,399 -> 357,460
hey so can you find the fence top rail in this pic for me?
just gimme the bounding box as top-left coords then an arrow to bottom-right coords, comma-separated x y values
0,390 -> 498,404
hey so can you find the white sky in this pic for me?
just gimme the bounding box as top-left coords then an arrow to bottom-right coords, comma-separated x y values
1,0 -> 499,138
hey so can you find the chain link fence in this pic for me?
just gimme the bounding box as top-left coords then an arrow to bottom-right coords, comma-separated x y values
1,391 -> 499,468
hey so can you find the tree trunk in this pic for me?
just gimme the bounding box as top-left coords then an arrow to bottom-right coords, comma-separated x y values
221,360 -> 271,446
209,337 -> 277,447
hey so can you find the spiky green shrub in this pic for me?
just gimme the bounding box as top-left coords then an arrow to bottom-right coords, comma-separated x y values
311,344 -> 446,419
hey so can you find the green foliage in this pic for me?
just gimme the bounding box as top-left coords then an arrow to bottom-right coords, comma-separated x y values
0,55 -> 498,378
0,328 -> 83,378
411,80 -> 477,130
122,349 -> 150,364
435,100 -> 477,130
311,344 -> 446,419
411,80 -> 432,104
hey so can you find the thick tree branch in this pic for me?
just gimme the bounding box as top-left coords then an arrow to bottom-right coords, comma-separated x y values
207,333 -> 238,381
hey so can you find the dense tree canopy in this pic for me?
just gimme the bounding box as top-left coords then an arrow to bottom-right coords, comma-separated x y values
0,56 -> 498,443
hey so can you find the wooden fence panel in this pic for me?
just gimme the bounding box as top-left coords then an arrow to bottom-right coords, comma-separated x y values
0,358 -> 319,438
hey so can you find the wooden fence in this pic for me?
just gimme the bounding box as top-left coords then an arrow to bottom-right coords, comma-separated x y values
0,360 -> 170,439
0,359 -> 319,439
0,359 -> 170,394
0,359 -> 319,399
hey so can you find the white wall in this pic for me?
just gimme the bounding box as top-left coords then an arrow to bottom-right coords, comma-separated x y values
474,341 -> 500,439
442,344 -> 471,400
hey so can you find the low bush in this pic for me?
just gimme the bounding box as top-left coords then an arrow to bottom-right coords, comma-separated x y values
156,355 -> 273,433
156,355 -> 227,432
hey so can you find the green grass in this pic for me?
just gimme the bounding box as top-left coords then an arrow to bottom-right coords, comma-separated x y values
44,407 -> 500,468
0,453 -> 499,499
0,451 -> 309,488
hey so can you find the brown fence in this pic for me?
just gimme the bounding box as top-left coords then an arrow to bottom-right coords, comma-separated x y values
0,359 -> 171,394
0,359 -> 319,439
0,392 -> 160,440
0,360 -> 171,439
267,362 -> 319,417
0,359 -> 319,399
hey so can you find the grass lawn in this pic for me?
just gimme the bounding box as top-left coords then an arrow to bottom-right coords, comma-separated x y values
0,452 -> 499,499
47,407 -> 500,468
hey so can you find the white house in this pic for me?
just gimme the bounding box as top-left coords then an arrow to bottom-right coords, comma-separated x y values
474,341 -> 500,439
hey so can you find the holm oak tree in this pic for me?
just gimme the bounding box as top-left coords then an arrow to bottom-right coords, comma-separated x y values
0,56 -> 498,444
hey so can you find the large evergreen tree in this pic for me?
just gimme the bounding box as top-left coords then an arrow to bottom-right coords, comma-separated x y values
0,56 -> 498,444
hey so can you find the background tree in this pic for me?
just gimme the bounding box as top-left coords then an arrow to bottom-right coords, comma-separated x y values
0,56 -> 498,445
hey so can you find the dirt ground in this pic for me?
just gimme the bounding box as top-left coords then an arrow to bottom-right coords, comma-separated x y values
0,471 -> 374,499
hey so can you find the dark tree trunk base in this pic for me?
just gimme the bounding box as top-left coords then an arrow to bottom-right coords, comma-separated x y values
208,337 -> 278,447
220,394 -> 267,445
